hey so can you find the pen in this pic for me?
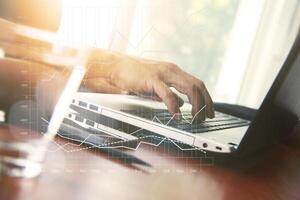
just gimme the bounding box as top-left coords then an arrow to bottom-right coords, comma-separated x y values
58,122 -> 151,167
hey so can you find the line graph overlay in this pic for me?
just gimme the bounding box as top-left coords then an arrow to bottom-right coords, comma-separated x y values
50,132 -> 206,154
41,117 -> 207,154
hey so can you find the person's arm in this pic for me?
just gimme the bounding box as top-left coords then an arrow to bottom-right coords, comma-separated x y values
0,18 -> 214,121
84,49 -> 214,121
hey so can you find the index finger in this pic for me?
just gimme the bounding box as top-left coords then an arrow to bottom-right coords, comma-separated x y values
152,80 -> 182,120
163,69 -> 214,119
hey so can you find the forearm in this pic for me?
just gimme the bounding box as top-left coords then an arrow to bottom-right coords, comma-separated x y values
1,18 -> 214,120
0,18 -> 123,80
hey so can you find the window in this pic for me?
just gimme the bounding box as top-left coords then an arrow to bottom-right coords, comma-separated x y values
57,0 -> 300,107
127,0 -> 240,101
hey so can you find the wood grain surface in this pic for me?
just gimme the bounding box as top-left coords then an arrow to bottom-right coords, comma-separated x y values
0,124 -> 300,200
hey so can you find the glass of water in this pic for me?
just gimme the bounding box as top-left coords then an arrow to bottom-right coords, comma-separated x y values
0,46 -> 87,178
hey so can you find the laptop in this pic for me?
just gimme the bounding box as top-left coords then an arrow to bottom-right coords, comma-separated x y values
69,30 -> 300,157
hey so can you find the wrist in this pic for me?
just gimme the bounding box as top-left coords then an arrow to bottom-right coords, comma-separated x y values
86,48 -> 121,81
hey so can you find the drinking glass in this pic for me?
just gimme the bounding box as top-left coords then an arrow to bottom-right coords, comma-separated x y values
0,20 -> 88,178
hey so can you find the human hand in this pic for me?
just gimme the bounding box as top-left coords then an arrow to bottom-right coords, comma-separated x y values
83,50 -> 214,121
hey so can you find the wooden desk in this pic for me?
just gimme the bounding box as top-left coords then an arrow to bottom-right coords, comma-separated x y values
1,124 -> 300,200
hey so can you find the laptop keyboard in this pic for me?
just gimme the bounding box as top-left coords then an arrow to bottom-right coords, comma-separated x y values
121,109 -> 250,134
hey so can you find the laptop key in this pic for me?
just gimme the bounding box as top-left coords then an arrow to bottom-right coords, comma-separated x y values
121,109 -> 250,134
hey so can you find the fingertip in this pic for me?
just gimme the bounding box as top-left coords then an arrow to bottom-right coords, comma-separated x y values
168,97 -> 181,120
207,110 -> 215,119
210,106 -> 215,118
192,107 -> 205,123
200,114 -> 206,121
178,97 -> 184,107
175,111 -> 182,121
211,110 -> 215,118
169,107 -> 181,121
207,114 -> 213,119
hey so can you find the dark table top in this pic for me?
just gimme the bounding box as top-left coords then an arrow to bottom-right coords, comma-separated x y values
1,123 -> 300,200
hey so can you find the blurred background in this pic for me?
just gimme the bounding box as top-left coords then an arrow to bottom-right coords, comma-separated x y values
49,0 -> 300,108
